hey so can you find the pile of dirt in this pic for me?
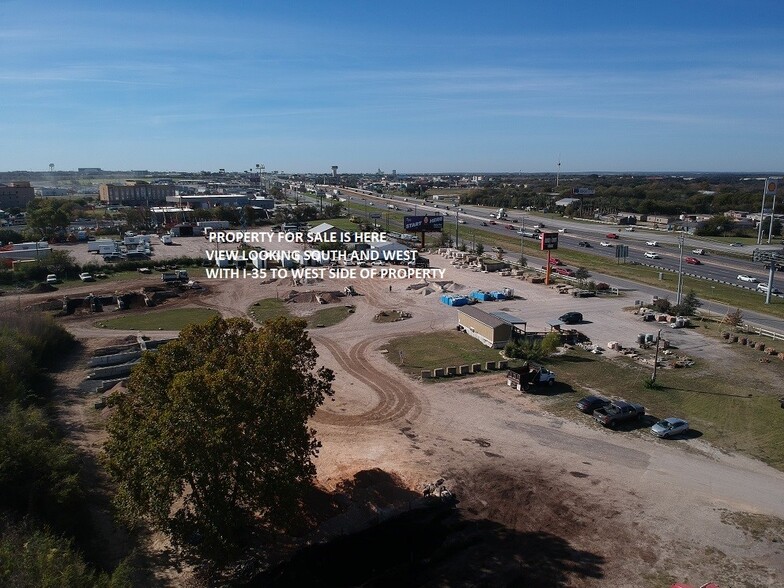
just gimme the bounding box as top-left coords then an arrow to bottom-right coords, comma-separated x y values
284,290 -> 345,304
28,282 -> 58,293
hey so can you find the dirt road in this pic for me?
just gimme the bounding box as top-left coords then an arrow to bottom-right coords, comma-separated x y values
37,246 -> 784,586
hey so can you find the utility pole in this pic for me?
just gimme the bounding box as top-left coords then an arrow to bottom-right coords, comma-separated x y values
651,329 -> 662,383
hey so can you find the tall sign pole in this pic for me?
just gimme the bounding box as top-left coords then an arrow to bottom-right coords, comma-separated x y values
758,178 -> 778,244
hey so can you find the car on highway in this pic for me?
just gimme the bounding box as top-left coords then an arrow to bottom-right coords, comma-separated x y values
481,221 -> 488,226
600,241 -> 613,247
692,248 -> 705,255
576,395 -> 610,414
553,267 -> 575,277
730,242 -> 744,247
624,227 -> 635,232
650,417 -> 689,439
757,283 -> 783,295
458,219 -> 466,224
578,241 -> 592,247
489,220 -> 497,225
79,272 -> 94,282
606,233 -> 619,239
644,251 -> 660,259
684,257 -> 701,265
558,311 -> 583,324
737,274 -> 759,283
547,258 -> 563,266
506,224 -> 515,230
558,228 -> 567,233
646,240 -> 659,246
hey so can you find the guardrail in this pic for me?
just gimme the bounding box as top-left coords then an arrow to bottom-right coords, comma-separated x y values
640,262 -> 784,298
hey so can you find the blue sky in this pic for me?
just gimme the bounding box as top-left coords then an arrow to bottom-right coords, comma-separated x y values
2,0 -> 783,173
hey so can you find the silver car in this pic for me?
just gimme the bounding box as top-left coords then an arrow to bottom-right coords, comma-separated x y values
650,417 -> 689,439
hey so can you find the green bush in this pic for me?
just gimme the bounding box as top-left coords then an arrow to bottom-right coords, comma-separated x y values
0,403 -> 83,532
0,519 -> 133,588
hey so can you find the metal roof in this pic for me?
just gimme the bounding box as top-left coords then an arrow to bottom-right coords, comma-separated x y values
458,306 -> 507,328
489,311 -> 527,325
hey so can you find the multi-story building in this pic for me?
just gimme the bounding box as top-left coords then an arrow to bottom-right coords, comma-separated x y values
99,181 -> 175,206
0,181 -> 35,210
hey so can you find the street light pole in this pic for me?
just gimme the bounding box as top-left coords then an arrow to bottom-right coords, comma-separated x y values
676,228 -> 685,305
455,197 -> 459,248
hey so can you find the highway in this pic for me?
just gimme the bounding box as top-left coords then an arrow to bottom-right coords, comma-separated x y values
328,186 -> 783,299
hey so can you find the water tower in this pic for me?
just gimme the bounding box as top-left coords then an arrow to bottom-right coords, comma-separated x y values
331,165 -> 338,178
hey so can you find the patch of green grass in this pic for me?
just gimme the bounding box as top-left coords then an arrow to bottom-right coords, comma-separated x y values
384,330 -> 514,377
247,298 -> 291,323
319,217 -> 359,231
95,307 -> 219,330
541,349 -> 784,471
306,305 -> 353,328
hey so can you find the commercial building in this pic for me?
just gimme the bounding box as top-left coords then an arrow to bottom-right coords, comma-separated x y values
0,181 -> 35,210
164,193 -> 250,209
457,306 -> 514,348
99,181 -> 175,205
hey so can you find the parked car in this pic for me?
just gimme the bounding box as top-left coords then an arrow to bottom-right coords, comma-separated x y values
558,311 -> 583,324
600,241 -> 613,247
576,395 -> 610,414
685,257 -> 701,265
593,401 -> 645,428
757,283 -> 782,295
78,272 -> 94,282
578,241 -> 592,247
646,240 -> 659,246
651,417 -> 689,438
737,274 -> 759,283
644,251 -> 660,259
606,233 -> 619,239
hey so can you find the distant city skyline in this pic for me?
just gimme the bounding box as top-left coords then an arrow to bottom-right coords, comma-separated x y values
2,1 -> 783,173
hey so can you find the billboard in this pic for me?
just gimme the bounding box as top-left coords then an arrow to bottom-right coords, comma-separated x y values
404,215 -> 444,232
540,232 -> 559,251
572,188 -> 595,196
765,177 -> 778,196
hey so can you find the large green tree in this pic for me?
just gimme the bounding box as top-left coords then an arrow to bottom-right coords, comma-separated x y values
104,317 -> 334,559
26,198 -> 74,239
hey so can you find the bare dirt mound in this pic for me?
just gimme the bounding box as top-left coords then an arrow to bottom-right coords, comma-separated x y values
284,290 -> 345,304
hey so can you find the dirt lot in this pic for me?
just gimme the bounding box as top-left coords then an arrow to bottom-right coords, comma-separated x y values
30,243 -> 784,586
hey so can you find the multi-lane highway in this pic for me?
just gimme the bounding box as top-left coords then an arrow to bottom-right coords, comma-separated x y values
329,186 -> 782,297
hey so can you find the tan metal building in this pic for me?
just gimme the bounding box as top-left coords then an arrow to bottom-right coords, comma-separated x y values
457,306 -> 513,348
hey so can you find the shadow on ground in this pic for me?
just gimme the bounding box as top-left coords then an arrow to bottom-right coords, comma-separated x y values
250,502 -> 604,587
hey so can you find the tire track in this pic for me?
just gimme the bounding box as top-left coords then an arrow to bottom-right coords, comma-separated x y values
312,334 -> 423,426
